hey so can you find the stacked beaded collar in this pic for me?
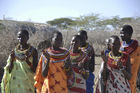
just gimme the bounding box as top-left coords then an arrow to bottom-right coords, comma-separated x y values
120,40 -> 138,55
14,44 -> 33,61
80,43 -> 90,52
108,52 -> 122,69
108,52 -> 128,69
70,51 -> 87,63
43,47 -> 70,63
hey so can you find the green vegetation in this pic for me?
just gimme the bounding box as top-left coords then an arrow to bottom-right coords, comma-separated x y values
47,18 -> 75,28
47,13 -> 140,31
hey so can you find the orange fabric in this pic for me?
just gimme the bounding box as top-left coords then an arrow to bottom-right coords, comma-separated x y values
129,46 -> 140,93
34,56 -> 45,93
34,55 -> 68,93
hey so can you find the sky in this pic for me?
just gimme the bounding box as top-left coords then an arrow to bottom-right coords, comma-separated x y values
0,0 -> 140,23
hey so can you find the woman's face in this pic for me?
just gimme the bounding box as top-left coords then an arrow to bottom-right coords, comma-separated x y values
77,32 -> 86,45
120,30 -> 131,41
110,38 -> 120,52
106,43 -> 111,51
17,31 -> 28,45
71,36 -> 81,51
52,33 -> 63,48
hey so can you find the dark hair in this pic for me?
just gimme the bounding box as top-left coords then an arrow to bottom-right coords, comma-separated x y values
78,30 -> 88,39
51,31 -> 63,43
105,38 -> 110,44
53,31 -> 62,37
73,35 -> 82,42
20,29 -> 29,37
121,25 -> 133,35
109,35 -> 120,43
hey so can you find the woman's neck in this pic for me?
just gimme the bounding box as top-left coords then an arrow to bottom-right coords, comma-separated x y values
72,48 -> 80,53
125,39 -> 132,44
52,46 -> 61,51
19,43 -> 29,50
112,51 -> 120,57
81,42 -> 87,47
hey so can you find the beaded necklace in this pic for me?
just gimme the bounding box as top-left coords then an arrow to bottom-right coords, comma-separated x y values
14,44 -> 33,61
80,43 -> 89,51
108,52 -> 122,65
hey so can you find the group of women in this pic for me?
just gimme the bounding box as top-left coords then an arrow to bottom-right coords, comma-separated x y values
95,25 -> 140,93
1,24 -> 140,93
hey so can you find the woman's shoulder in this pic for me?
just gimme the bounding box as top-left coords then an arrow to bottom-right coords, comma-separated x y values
30,45 -> 36,50
122,52 -> 129,57
26,45 -> 38,58
60,47 -> 69,52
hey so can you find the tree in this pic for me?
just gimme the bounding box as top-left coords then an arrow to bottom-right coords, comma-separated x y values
47,18 -> 75,29
74,13 -> 100,31
96,16 -> 121,31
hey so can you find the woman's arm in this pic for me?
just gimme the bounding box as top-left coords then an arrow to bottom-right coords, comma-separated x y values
42,58 -> 50,77
8,50 -> 15,73
25,48 -> 38,73
64,56 -> 72,76
42,50 -> 50,77
102,63 -> 108,82
101,50 -> 108,82
89,47 -> 95,72
32,48 -> 38,72
121,56 -> 131,80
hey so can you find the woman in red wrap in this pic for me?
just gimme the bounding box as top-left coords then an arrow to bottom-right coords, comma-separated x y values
95,35 -> 131,93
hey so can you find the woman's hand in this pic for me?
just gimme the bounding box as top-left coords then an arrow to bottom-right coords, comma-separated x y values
10,50 -> 15,61
8,50 -> 15,73
43,50 -> 50,60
